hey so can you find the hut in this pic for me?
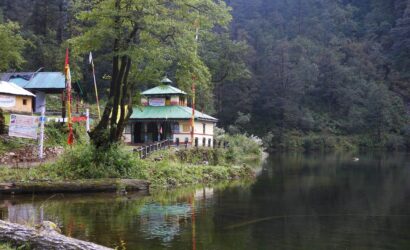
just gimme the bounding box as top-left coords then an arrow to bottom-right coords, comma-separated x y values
0,81 -> 35,114
1,71 -> 65,113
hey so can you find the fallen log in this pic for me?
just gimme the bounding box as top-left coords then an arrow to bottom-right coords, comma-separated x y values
0,220 -> 113,250
0,179 -> 150,194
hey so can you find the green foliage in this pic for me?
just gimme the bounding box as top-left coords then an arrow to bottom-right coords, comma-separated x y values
0,136 -> 36,155
0,108 -> 5,134
215,128 -> 262,164
44,122 -> 88,147
228,112 -> 251,134
47,144 -> 147,179
0,21 -> 27,71
217,0 -> 410,151
0,242 -> 19,250
0,144 -> 255,188
69,0 -> 232,93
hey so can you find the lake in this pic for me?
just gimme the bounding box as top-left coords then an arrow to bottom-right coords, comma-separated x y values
1,152 -> 409,249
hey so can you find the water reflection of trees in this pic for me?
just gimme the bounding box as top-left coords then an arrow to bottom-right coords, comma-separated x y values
0,181 -> 251,249
243,153 -> 410,249
1,154 -> 408,249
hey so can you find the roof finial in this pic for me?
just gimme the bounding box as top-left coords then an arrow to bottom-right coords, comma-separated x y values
160,75 -> 172,85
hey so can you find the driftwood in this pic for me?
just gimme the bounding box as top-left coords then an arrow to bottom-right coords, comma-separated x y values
0,219 -> 113,250
0,179 -> 150,194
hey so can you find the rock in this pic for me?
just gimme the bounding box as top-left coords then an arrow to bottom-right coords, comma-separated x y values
0,219 -> 113,249
37,221 -> 62,234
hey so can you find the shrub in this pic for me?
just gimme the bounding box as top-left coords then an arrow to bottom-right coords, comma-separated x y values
217,132 -> 262,164
47,144 -> 148,179
45,122 -> 88,147
0,108 -> 5,134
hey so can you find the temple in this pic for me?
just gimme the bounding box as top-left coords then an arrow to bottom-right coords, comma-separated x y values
124,77 -> 217,147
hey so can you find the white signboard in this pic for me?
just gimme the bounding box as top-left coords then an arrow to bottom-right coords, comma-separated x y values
149,98 -> 166,107
0,94 -> 16,108
9,114 -> 39,139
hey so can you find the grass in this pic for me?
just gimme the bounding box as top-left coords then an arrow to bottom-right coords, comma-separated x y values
0,242 -> 30,250
0,123 -> 262,188
0,242 -> 14,250
0,143 -> 259,189
0,120 -> 88,156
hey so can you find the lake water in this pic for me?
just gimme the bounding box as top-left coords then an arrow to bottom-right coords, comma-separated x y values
1,152 -> 409,249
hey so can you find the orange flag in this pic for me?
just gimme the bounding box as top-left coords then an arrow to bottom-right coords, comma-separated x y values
65,48 -> 74,145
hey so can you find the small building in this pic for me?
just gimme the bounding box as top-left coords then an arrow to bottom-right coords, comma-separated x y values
125,78 -> 217,147
0,81 -> 35,114
1,72 -> 65,113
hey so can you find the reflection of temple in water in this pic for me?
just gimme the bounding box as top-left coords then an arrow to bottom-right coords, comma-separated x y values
139,203 -> 191,244
138,187 -> 214,246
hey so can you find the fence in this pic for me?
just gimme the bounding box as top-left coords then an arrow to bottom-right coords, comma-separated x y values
133,140 -> 172,159
133,139 -> 230,159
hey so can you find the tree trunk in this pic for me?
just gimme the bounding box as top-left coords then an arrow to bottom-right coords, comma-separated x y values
88,0 -> 138,149
0,220 -> 113,250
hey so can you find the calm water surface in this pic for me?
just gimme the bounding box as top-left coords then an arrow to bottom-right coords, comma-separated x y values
1,153 -> 410,249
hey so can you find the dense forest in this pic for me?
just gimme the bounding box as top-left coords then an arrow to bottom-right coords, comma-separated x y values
0,0 -> 409,151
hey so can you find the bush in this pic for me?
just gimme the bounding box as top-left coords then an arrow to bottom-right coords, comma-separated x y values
47,144 -> 148,179
45,122 -> 88,147
217,131 -> 262,164
0,108 -> 5,134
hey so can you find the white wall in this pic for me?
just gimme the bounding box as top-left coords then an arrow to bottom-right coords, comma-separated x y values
173,120 -> 215,147
123,120 -> 215,146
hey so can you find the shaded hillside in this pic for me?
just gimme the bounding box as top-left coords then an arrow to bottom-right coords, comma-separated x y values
218,0 -> 410,150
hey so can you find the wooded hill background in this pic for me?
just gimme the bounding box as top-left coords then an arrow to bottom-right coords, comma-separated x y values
0,0 -> 409,151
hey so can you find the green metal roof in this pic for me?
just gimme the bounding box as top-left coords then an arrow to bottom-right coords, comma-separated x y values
3,72 -> 65,90
141,85 -> 187,96
130,105 -> 217,122
24,72 -> 65,89
9,77 -> 29,87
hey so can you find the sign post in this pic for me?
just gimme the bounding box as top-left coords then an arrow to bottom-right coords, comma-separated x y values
86,108 -> 90,132
9,114 -> 39,139
39,106 -> 46,160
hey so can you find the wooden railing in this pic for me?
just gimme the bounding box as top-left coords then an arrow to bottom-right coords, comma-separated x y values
133,139 -> 230,159
133,140 -> 172,159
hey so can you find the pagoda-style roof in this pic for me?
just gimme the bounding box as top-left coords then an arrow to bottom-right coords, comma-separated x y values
141,85 -> 187,96
130,106 -> 217,122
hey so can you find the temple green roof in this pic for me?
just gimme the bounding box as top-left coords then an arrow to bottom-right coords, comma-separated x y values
130,106 -> 217,122
141,85 -> 187,96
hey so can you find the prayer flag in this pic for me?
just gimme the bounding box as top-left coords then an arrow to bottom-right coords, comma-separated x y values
65,48 -> 74,145
89,52 -> 93,65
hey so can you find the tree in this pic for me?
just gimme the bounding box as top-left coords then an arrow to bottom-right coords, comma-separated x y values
0,21 -> 27,71
0,108 -> 5,135
391,1 -> 410,77
70,0 -> 231,148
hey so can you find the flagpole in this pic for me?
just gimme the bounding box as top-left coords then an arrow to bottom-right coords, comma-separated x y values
191,19 -> 200,147
90,52 -> 101,120
65,48 -> 74,145
191,83 -> 195,146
